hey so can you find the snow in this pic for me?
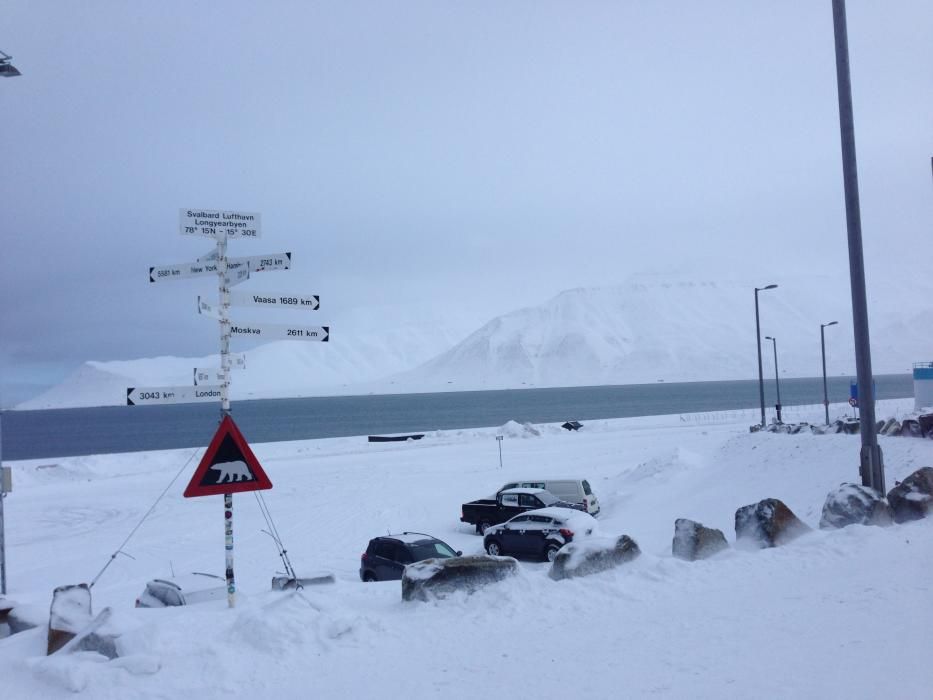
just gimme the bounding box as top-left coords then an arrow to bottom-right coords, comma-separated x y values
1,399 -> 932,698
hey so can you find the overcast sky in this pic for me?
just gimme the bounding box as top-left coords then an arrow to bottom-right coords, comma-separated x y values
2,1 -> 931,406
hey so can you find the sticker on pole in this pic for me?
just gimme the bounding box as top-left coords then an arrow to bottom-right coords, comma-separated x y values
184,415 -> 272,497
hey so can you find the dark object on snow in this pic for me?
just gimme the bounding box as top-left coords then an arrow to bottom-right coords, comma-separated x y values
0,598 -> 12,625
401,555 -> 518,602
368,434 -> 424,443
900,419 -> 922,438
47,583 -> 117,658
841,419 -> 860,435
735,499 -> 810,549
886,467 -> 933,523
549,535 -> 640,581
672,519 -> 729,561
561,421 -> 583,431
819,483 -> 892,529
880,418 -> 902,437
272,573 -> 336,590
918,414 -> 933,438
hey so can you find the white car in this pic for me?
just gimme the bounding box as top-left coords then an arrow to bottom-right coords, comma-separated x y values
483,507 -> 598,562
498,479 -> 600,516
135,573 -> 227,608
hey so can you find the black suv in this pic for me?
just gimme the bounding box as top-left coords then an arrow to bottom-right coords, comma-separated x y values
360,533 -> 461,582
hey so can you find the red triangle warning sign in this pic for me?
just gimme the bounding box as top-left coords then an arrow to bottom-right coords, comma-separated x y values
184,415 -> 273,498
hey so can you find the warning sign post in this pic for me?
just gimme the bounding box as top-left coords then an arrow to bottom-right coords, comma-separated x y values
184,415 -> 272,610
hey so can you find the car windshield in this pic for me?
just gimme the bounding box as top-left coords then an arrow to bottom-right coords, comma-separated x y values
409,541 -> 457,560
537,491 -> 559,505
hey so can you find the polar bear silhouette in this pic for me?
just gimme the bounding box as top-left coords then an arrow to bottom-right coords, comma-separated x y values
210,460 -> 253,483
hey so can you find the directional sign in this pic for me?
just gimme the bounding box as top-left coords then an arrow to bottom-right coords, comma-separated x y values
197,296 -> 220,319
228,291 -> 319,311
150,260 -> 219,283
184,415 -> 272,497
225,268 -> 250,287
180,209 -> 261,239
226,252 -> 291,274
229,323 -> 329,342
149,254 -> 285,283
126,385 -> 223,406
194,358 -> 245,386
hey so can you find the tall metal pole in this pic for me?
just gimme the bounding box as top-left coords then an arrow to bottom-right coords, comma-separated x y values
821,321 -> 838,425
831,0 -> 884,493
754,285 -> 777,428
217,231 -> 236,608
766,337 -> 782,423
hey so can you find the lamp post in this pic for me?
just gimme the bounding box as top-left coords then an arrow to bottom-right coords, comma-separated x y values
755,284 -> 778,427
821,321 -> 838,425
0,51 -> 21,77
764,336 -> 782,423
0,48 -> 19,595
831,0 -> 884,493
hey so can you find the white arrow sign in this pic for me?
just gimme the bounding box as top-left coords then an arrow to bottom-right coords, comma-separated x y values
197,296 -> 220,319
149,253 -> 287,283
228,291 -> 320,310
229,323 -> 330,342
180,209 -> 261,239
126,385 -> 223,406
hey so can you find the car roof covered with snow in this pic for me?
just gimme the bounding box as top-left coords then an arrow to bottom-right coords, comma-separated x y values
149,572 -> 224,593
382,532 -> 443,544
500,487 -> 550,496
513,507 -> 598,526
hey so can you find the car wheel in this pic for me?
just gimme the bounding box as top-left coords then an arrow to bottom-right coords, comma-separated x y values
363,573 -> 376,582
478,521 -> 492,535
486,540 -> 502,556
545,544 -> 561,562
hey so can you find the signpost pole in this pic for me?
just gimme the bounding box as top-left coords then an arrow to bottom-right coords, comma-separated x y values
1,412 -> 6,595
216,230 -> 236,609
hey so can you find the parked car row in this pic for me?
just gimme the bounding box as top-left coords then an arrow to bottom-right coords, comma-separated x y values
138,477 -> 602,600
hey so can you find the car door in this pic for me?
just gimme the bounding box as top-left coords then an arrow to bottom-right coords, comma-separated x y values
499,514 -> 531,554
499,492 -> 521,519
526,515 -> 557,556
373,541 -> 407,580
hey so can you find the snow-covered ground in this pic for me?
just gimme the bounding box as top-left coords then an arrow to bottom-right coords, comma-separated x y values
2,399 -> 932,698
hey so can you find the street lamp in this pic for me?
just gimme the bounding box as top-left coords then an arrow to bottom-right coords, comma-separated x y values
831,0 -> 884,493
764,336 -> 782,423
821,321 -> 838,425
755,284 -> 778,427
0,51 -> 21,78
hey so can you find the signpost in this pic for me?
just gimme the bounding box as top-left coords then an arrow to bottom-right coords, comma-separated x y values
180,208 -> 261,239
126,385 -> 223,406
141,207 -> 325,608
229,323 -> 329,342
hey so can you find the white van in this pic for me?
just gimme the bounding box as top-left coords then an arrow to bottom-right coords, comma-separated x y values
497,479 -> 600,516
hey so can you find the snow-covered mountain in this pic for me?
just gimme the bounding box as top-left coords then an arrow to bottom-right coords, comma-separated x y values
389,275 -> 930,392
17,274 -> 931,408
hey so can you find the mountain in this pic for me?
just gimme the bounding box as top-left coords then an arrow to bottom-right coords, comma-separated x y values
16,274 -> 931,408
386,275 -> 930,392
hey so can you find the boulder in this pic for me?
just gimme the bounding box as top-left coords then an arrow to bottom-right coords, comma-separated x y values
549,535 -> 640,580
841,420 -> 860,435
819,483 -> 893,529
880,418 -> 902,437
401,555 -> 518,602
671,519 -> 729,561
918,414 -> 933,438
900,419 -> 922,438
887,467 -> 933,523
735,499 -> 810,548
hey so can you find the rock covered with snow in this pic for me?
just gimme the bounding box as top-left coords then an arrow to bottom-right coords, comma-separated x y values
671,518 -> 729,561
735,499 -> 810,548
498,420 -> 541,438
819,483 -> 892,529
886,467 -> 933,523
401,555 -> 518,602
548,535 -> 640,580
